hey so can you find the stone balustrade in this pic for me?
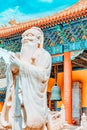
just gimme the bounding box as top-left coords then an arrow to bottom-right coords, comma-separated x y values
74,113 -> 87,130
47,104 -> 70,130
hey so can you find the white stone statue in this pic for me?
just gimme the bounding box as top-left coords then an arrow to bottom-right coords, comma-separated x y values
0,27 -> 52,130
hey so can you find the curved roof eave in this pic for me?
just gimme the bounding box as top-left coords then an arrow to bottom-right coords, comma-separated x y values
0,0 -> 87,38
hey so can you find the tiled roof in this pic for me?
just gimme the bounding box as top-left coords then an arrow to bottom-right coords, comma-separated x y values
0,0 -> 87,38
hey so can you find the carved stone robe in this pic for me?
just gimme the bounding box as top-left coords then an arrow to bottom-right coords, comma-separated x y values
1,48 -> 51,130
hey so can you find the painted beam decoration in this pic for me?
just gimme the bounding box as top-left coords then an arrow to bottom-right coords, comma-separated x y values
0,18 -> 87,63
52,55 -> 64,64
43,18 -> 87,62
44,18 -> 87,53
0,34 -> 22,52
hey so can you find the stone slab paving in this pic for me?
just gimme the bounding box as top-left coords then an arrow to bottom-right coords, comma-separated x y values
0,120 -> 79,130
0,126 -> 79,130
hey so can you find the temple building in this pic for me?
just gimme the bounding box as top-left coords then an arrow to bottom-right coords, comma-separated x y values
0,57 -> 7,111
0,0 -> 87,125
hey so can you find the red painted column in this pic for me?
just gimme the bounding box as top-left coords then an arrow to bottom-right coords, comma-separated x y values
0,102 -> 4,112
64,52 -> 72,124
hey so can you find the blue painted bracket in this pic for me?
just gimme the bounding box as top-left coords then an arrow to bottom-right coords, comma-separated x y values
52,55 -> 64,63
45,44 -> 63,55
64,40 -> 87,52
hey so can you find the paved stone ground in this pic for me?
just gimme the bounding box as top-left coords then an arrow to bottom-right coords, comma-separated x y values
69,125 -> 79,130
0,125 -> 79,130
63,124 -> 79,130
0,118 -> 79,130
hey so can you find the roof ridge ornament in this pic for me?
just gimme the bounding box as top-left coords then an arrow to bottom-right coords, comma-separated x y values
8,19 -> 17,26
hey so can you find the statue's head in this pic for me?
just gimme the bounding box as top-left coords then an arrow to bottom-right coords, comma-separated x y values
22,27 -> 44,48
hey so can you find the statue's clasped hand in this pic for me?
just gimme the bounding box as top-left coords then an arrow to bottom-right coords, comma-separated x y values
10,54 -> 20,67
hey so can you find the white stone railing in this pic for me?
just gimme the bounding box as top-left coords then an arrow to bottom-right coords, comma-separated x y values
74,113 -> 87,130
47,104 -> 69,130
81,113 -> 87,130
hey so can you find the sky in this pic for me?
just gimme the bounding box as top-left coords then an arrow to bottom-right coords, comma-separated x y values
0,0 -> 78,27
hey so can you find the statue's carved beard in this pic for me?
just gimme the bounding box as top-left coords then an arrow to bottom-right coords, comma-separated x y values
20,41 -> 39,62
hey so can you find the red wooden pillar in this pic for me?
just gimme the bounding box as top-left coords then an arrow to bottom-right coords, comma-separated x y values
64,52 -> 72,124
0,102 -> 4,112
